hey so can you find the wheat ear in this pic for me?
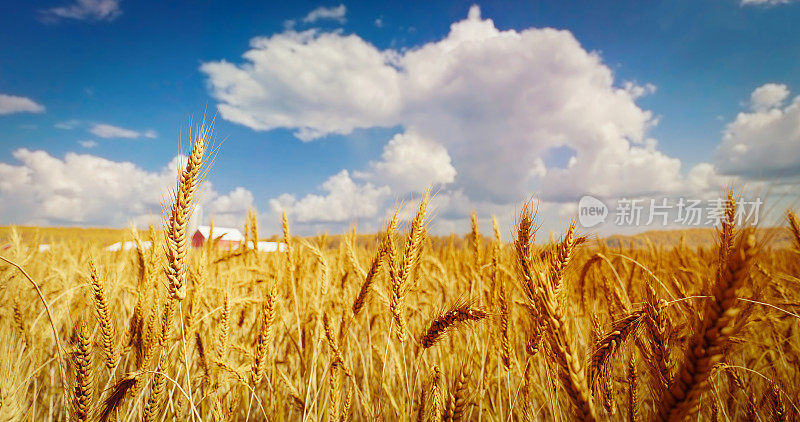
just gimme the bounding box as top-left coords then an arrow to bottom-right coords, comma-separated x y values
786,210 -> 800,253
143,357 -> 167,422
72,320 -> 93,422
518,205 -> 596,421
417,365 -> 441,422
217,293 -> 230,359
323,312 -> 352,377
98,373 -> 138,421
88,258 -> 117,370
340,385 -> 353,422
642,291 -> 671,392
444,365 -> 469,422
494,240 -> 511,369
165,123 -> 208,301
470,210 -> 481,269
420,301 -> 488,349
282,211 -> 296,283
587,309 -> 645,394
251,290 -> 276,385
353,211 -> 398,317
659,231 -> 757,420
345,225 -> 367,280
328,365 -> 341,422
390,192 -> 429,341
628,354 -> 638,422
127,228 -> 148,349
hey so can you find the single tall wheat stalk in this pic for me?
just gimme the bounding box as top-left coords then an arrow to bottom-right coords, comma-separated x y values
165,123 -> 209,301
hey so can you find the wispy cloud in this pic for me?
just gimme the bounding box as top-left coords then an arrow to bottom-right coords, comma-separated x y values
0,93 -> 45,115
302,4 -> 346,24
55,119 -> 81,129
89,123 -> 156,139
39,0 -> 121,23
79,140 -> 98,148
741,0 -> 797,5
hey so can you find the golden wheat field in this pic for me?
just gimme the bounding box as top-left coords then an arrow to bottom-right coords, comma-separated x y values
1,128 -> 799,422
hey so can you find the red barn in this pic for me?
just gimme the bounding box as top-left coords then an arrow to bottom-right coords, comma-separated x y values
192,226 -> 244,249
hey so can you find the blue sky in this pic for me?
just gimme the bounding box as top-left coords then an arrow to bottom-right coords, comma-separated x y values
1,0 -> 799,235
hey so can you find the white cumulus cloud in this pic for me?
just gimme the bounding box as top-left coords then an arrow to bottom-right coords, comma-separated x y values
354,129 -> 456,193
715,84 -> 800,179
204,5 -> 797,234
205,6 -> 704,207
269,170 -> 390,223
749,83 -> 790,110
208,187 -> 255,227
200,30 -> 402,140
0,149 -> 253,228
0,94 -> 45,115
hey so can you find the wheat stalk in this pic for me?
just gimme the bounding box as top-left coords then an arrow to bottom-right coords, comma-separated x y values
786,210 -> 800,253
88,258 -> 117,370
470,211 -> 481,269
165,123 -> 208,301
72,320 -> 93,422
444,365 -> 469,422
517,203 -> 596,421
659,231 -> 758,420
251,290 -> 276,385
323,312 -> 352,376
390,192 -> 429,341
628,354 -> 638,422
587,309 -> 645,394
420,301 -> 488,349
353,211 -> 398,317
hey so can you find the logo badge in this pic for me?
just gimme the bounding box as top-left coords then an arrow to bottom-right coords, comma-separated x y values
578,195 -> 608,228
